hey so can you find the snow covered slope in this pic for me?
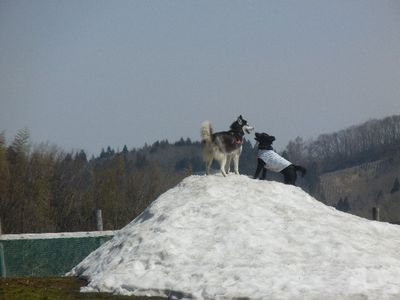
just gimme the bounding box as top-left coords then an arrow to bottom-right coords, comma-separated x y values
69,175 -> 400,299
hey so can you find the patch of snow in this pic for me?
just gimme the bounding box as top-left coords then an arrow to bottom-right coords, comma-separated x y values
68,175 -> 400,299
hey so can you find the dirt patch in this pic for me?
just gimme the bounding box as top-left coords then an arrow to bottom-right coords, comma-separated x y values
0,277 -> 165,300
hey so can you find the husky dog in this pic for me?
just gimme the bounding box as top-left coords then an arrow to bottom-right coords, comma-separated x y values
201,115 -> 254,176
254,132 -> 306,185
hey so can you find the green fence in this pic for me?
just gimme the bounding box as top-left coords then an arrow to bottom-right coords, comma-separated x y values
0,231 -> 115,277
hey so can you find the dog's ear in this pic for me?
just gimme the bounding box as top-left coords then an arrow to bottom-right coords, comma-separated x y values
237,115 -> 243,125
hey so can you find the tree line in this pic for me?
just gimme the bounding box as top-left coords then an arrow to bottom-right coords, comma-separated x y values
284,115 -> 400,173
0,129 -> 189,234
283,115 -> 400,192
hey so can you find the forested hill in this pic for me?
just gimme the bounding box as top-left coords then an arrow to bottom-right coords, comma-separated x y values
283,114 -> 400,175
1,114 -> 399,233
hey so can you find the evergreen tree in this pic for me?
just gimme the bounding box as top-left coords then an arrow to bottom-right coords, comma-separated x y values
106,146 -> 115,157
75,150 -> 87,163
26,147 -> 56,232
6,129 -> 30,232
11,127 -> 30,155
0,132 -> 10,232
175,137 -> 186,146
336,197 -> 350,212
122,145 -> 128,155
391,177 -> 399,194
100,148 -> 106,159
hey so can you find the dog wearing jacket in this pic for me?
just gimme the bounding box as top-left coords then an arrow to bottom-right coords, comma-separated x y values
254,132 -> 306,185
201,115 -> 254,176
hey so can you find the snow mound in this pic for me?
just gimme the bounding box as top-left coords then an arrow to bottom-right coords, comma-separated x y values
69,175 -> 400,299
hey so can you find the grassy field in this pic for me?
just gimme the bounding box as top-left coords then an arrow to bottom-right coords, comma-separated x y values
0,277 -> 166,300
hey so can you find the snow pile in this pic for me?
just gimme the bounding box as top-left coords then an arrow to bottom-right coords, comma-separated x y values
69,175 -> 400,299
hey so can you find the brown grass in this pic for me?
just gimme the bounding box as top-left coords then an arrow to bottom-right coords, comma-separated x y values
0,277 -> 166,300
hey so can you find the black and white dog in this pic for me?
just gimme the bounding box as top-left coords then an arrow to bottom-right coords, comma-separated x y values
254,132 -> 306,185
201,115 -> 254,176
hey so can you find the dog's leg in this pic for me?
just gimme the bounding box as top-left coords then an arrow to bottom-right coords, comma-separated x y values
233,154 -> 240,175
204,156 -> 213,175
203,145 -> 213,175
254,158 -> 265,179
225,155 -> 232,174
282,166 -> 297,185
234,147 -> 242,175
261,168 -> 267,180
219,156 -> 228,177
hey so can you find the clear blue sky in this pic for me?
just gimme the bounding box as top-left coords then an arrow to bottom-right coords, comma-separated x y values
1,0 -> 399,155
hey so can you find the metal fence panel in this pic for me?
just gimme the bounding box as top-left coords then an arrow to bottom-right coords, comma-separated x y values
0,234 -> 114,277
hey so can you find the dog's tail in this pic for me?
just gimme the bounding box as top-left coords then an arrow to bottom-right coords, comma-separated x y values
294,165 -> 306,177
201,121 -> 213,143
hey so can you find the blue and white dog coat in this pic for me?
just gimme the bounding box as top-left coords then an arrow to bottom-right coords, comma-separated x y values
257,150 -> 291,172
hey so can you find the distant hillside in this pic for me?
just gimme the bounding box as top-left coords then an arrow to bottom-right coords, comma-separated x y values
284,114 -> 400,173
314,154 -> 400,223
